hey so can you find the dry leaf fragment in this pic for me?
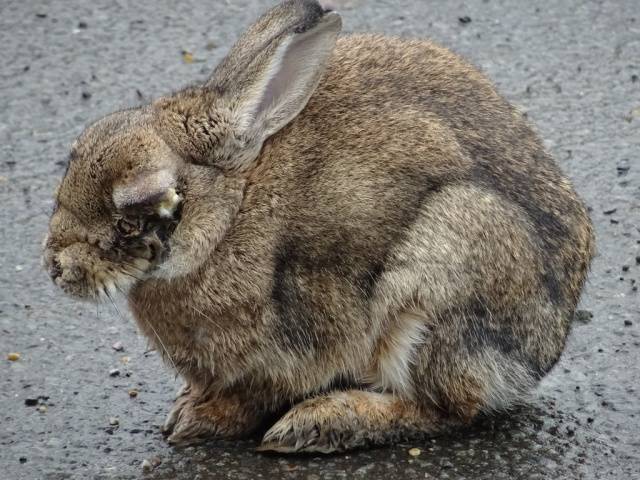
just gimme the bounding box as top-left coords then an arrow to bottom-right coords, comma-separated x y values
182,50 -> 194,64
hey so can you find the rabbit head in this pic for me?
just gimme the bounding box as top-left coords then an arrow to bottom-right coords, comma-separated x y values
43,0 -> 341,300
43,110 -> 183,300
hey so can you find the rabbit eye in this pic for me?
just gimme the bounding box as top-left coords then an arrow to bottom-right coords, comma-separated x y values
116,217 -> 142,237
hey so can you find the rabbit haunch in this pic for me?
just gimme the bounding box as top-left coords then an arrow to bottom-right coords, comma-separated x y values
44,0 -> 594,453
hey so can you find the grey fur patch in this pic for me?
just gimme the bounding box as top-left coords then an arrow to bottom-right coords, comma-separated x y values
461,299 -> 553,378
271,240 -> 322,352
469,163 -> 571,307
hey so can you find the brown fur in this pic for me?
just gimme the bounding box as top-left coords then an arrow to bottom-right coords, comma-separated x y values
43,0 -> 594,453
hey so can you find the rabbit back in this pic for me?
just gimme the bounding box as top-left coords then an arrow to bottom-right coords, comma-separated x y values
130,34 -> 594,408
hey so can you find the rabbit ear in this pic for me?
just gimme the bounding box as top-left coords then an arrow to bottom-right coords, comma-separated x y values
112,170 -> 181,218
206,1 -> 341,168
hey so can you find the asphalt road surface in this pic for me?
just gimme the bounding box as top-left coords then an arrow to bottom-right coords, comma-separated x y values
1,0 -> 639,478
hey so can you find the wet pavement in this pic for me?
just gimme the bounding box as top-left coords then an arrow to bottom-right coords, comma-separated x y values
1,0 -> 639,478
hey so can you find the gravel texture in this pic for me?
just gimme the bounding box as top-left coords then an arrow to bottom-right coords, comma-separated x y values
1,0 -> 639,478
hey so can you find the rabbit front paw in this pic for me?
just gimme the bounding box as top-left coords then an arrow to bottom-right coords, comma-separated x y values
162,387 -> 262,446
161,384 -> 192,437
258,390 -> 443,454
258,393 -> 369,453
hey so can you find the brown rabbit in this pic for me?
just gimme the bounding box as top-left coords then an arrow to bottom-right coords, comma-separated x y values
43,0 -> 594,453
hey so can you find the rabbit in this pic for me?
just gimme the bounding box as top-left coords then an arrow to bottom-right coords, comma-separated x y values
43,0 -> 595,453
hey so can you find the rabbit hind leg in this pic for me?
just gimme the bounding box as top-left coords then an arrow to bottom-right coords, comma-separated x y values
411,312 -> 540,423
258,310 -> 542,454
258,389 -> 455,453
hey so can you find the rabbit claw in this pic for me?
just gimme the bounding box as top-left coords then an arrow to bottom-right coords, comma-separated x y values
161,384 -> 191,436
162,386 -> 261,445
162,396 -> 220,446
258,397 -> 361,454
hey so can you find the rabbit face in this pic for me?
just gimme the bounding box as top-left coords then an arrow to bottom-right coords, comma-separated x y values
43,109 -> 183,300
44,4 -> 342,302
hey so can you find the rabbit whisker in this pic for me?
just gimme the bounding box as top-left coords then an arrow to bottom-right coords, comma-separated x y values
122,261 -> 148,275
107,286 -> 178,373
189,304 -> 223,330
120,270 -> 145,283
144,317 -> 178,373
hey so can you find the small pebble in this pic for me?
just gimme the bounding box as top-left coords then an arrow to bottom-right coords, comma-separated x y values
574,310 -> 593,323
408,447 -> 422,457
37,405 -> 47,413
441,460 -> 454,469
150,456 -> 162,467
109,417 -> 120,426
141,459 -> 153,473
112,341 -> 124,352
109,368 -> 120,377
7,352 -> 20,361
616,165 -> 630,176
128,389 -> 139,398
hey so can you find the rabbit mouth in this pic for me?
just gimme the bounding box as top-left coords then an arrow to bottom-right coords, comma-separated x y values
121,194 -> 183,270
45,241 -> 153,302
145,224 -> 174,266
44,210 -> 181,302
145,206 -> 181,267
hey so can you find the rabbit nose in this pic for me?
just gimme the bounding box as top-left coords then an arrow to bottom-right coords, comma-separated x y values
50,257 -> 63,281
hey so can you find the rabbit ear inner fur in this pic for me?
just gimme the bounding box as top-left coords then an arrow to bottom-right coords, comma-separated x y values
235,13 -> 341,138
206,8 -> 342,170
